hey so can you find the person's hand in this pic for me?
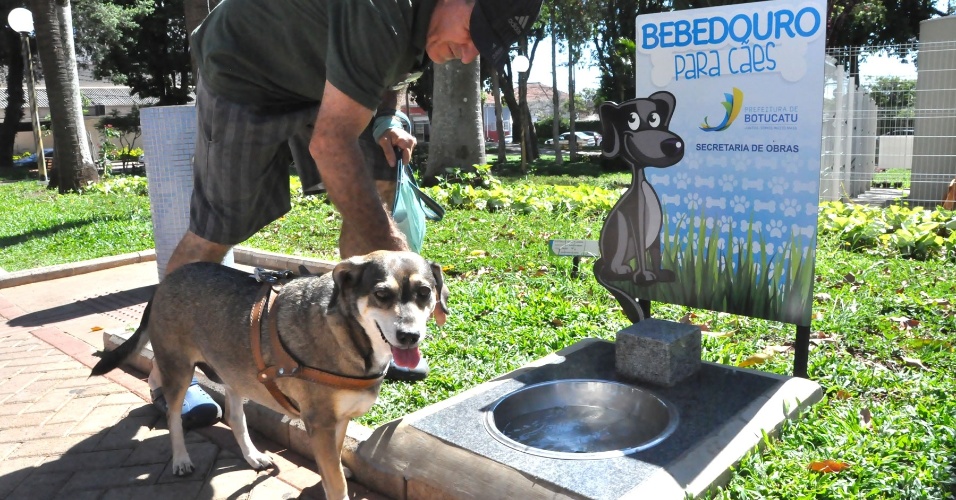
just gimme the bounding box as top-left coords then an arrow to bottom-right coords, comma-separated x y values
378,126 -> 417,167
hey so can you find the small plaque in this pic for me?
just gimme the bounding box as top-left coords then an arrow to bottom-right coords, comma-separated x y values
548,239 -> 600,257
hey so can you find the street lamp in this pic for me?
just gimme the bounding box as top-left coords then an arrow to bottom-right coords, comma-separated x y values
511,54 -> 530,74
7,8 -> 47,182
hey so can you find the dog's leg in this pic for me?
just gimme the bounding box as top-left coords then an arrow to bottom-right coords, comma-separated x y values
223,384 -> 274,470
306,418 -> 351,500
161,375 -> 195,475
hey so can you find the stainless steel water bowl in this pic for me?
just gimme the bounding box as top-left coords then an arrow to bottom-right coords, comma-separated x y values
484,379 -> 679,459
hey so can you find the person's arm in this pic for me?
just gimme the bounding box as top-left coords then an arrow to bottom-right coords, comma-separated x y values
373,88 -> 417,167
311,82 -> 409,258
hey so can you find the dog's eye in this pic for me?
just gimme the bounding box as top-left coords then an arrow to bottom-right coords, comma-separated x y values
417,286 -> 431,299
374,289 -> 393,301
648,112 -> 661,128
628,112 -> 640,131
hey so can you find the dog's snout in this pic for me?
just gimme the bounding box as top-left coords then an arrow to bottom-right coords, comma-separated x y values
662,138 -> 683,158
396,330 -> 420,346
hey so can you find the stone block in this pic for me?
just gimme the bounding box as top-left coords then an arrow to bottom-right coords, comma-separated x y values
615,318 -> 701,387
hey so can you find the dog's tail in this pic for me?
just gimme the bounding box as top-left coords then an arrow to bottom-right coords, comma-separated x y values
90,299 -> 153,377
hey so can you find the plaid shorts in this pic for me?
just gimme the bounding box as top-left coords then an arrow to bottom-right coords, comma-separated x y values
189,80 -> 392,245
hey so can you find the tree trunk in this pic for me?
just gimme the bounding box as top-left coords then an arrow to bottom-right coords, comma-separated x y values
550,11 -> 563,166
29,0 -> 98,192
568,49 -> 578,161
1,30 -> 28,169
491,67 -> 506,165
426,59 -> 485,177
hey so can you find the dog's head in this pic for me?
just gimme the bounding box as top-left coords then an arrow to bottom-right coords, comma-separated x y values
329,251 -> 448,369
599,92 -> 684,168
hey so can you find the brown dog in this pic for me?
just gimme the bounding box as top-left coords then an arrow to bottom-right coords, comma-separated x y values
92,250 -> 448,500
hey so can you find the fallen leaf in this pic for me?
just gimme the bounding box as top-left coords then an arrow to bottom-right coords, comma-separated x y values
860,407 -> 873,430
814,292 -> 832,302
902,356 -> 928,370
550,318 -> 564,327
535,266 -> 549,277
738,352 -> 772,368
904,338 -> 952,350
809,331 -> 838,345
844,272 -> 857,284
679,313 -> 698,324
888,316 -> 920,330
765,345 -> 792,354
469,250 -> 488,257
833,389 -> 852,400
809,459 -> 851,473
703,330 -> 734,338
91,326 -> 103,332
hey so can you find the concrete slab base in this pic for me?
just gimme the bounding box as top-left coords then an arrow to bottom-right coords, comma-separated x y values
353,338 -> 822,499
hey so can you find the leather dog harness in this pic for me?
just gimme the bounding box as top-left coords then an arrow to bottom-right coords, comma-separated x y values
249,282 -> 384,418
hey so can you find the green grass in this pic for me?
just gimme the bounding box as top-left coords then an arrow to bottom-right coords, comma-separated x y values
1,165 -> 954,498
0,178 -> 154,271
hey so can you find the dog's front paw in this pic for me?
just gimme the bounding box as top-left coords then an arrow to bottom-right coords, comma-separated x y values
172,458 -> 195,476
244,450 -> 274,471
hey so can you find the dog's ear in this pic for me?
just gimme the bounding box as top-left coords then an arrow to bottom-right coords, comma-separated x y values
429,262 -> 449,326
599,101 -> 622,158
329,257 -> 366,310
648,91 -> 677,127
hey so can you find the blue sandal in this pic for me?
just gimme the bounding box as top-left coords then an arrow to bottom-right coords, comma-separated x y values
151,377 -> 222,431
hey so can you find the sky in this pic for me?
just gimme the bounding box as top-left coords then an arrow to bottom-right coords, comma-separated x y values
526,37 -> 921,94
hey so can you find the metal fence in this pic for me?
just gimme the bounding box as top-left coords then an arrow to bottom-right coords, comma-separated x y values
821,35 -> 956,208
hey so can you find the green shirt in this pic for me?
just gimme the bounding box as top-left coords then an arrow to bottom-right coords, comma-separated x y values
191,0 -> 435,110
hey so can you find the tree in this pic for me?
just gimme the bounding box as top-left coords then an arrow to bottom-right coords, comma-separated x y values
96,107 -> 142,169
426,59 -> 485,177
548,5 -> 563,165
1,17 -> 28,169
668,0 -> 943,79
593,0 -> 669,104
28,0 -> 98,192
864,76 -> 916,135
552,0 -> 599,161
75,0 -> 192,105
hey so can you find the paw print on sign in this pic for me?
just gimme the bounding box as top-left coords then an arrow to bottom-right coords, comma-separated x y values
781,198 -> 799,217
732,153 -> 752,172
731,196 -> 750,214
682,155 -> 702,171
720,174 -> 737,192
769,177 -> 788,195
767,219 -> 784,238
719,215 -> 736,235
675,172 -> 690,190
684,192 -> 702,210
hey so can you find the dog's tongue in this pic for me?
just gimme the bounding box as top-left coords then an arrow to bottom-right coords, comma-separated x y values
391,346 -> 421,369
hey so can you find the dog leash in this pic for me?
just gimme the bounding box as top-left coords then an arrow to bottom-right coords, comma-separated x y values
249,282 -> 385,418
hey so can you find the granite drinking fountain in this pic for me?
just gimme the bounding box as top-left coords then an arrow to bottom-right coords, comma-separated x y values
350,321 -> 821,499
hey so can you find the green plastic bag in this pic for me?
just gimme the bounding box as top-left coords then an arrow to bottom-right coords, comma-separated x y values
392,158 -> 443,253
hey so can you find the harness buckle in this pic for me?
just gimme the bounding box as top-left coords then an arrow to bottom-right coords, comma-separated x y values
251,268 -> 294,284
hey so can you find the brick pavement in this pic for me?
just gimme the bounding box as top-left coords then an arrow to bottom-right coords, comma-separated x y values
0,263 -> 389,500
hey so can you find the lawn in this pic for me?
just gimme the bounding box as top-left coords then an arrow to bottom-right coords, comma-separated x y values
1,162 -> 954,499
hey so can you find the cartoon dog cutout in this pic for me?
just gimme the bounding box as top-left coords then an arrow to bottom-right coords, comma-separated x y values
594,92 -> 684,304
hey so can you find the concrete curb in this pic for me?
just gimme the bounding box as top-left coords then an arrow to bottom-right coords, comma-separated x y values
0,246 -> 337,290
0,249 -> 157,289
233,246 -> 336,275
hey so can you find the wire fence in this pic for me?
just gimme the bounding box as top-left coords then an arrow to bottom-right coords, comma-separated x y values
821,39 -> 956,208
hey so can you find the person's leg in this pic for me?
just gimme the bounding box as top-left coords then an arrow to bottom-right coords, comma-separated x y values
149,80 -> 309,427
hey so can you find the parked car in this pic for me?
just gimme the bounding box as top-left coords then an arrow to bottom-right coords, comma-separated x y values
544,132 -> 596,147
12,148 -> 54,169
580,131 -> 603,146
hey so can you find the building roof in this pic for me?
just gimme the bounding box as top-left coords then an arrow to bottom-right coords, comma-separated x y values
0,85 -> 158,109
